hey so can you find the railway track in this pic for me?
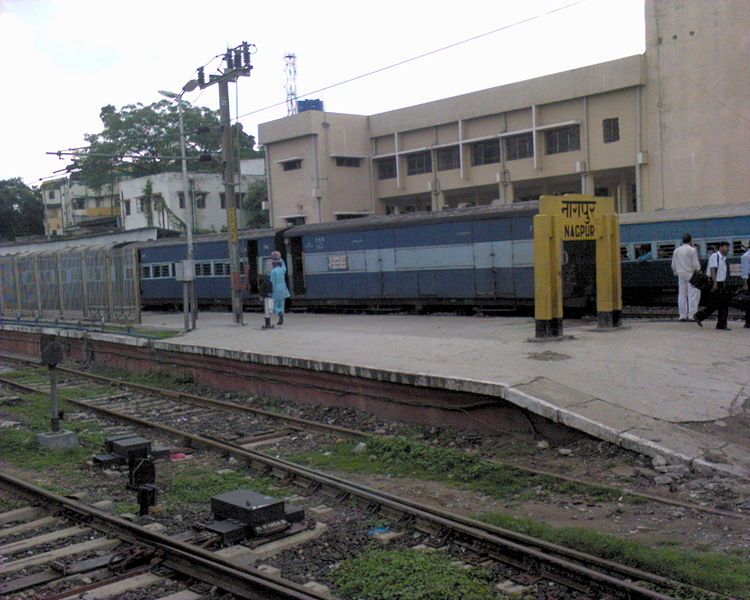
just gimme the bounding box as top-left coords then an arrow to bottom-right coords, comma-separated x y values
0,364 -> 723,599
0,473 -> 330,600
1,352 -> 746,524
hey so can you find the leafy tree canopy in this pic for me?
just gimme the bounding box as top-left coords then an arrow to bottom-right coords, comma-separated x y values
242,178 -> 270,229
74,101 -> 263,191
0,178 -> 44,241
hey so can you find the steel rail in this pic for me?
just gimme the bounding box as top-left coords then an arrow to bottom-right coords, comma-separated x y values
0,472 -> 330,600
2,353 -> 745,524
0,374 -> 690,599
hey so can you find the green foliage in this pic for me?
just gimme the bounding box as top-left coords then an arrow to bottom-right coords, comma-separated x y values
335,547 -> 502,600
75,101 -> 263,191
241,178 -> 270,228
164,466 -> 284,506
0,392 -> 105,471
478,512 -> 750,597
295,436 -> 618,503
0,178 -> 44,241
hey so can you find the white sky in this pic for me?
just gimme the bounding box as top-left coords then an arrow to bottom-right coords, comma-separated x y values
0,0 -> 645,185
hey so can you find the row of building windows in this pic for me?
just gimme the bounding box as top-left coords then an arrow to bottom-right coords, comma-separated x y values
123,192 -> 249,216
375,119 -> 619,180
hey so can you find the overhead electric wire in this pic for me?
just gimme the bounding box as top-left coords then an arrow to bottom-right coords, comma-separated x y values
232,0 -> 590,123
46,1 -> 590,172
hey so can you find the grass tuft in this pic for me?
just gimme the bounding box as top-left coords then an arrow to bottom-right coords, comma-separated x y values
478,512 -> 750,598
335,547 -> 503,600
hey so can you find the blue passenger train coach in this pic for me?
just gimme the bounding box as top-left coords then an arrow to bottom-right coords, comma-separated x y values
282,203 -> 594,310
138,229 -> 284,309
130,202 -> 750,312
619,206 -> 750,304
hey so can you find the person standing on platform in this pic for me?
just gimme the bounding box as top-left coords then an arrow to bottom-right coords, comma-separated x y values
695,241 -> 731,330
258,274 -> 275,330
671,233 -> 701,321
742,241 -> 750,328
270,250 -> 290,327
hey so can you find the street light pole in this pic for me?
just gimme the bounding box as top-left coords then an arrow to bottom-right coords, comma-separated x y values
159,83 -> 198,331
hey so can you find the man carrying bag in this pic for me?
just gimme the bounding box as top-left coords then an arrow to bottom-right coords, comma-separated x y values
695,241 -> 731,330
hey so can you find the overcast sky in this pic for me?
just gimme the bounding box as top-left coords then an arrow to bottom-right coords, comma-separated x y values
0,0 -> 645,185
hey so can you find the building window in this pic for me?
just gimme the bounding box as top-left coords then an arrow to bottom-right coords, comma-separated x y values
220,193 -> 226,209
178,192 -> 185,209
73,198 -> 86,210
195,193 -> 206,209
95,198 -> 103,208
471,140 -> 500,166
282,159 -> 302,171
124,200 -> 131,216
376,157 -> 397,180
545,125 -> 580,154
603,118 -> 620,143
436,146 -> 460,171
335,157 -> 361,167
595,187 -> 609,197
505,133 -> 534,161
406,151 -> 432,176
48,190 -> 55,199
286,216 -> 306,226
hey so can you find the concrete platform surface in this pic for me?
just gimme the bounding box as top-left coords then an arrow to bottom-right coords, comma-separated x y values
146,313 -> 750,477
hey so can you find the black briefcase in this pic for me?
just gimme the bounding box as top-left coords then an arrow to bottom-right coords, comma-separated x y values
689,271 -> 712,291
730,290 -> 750,310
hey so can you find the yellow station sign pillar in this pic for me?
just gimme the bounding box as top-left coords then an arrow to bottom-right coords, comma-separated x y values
533,194 -> 622,339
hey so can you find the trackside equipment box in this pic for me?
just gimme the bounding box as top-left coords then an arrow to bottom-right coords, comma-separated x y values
211,489 -> 286,525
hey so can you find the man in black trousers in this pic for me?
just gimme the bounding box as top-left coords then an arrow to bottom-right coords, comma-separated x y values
695,241 -> 731,330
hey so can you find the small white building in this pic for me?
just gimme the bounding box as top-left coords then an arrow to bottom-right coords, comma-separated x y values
119,160 -> 265,233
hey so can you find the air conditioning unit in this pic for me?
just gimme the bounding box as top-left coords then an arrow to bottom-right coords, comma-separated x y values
637,151 -> 648,165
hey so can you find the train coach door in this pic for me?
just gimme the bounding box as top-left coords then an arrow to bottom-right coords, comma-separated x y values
288,237 -> 306,296
247,240 -> 259,294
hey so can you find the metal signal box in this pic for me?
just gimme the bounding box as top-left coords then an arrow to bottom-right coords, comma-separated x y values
211,489 -> 286,526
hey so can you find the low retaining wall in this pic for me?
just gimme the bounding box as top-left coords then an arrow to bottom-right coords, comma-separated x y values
0,324 -> 582,441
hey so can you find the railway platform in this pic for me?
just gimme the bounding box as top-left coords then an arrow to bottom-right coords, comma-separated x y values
137,312 -> 750,479
1,312 -> 748,479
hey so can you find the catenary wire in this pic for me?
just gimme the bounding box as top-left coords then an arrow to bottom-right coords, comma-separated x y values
231,0 -> 591,123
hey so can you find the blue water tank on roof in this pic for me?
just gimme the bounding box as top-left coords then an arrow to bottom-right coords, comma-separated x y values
298,99 -> 324,112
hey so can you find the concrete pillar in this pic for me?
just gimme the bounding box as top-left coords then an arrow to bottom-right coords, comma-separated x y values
432,190 -> 446,211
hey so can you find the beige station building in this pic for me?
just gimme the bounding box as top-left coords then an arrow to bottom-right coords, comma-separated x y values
258,1 -> 750,227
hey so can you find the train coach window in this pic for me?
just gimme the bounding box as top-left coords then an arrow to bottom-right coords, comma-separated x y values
732,240 -> 746,256
620,246 -> 630,261
213,261 -> 231,276
195,262 -> 212,277
635,244 -> 652,261
657,243 -> 676,259
141,265 -> 152,279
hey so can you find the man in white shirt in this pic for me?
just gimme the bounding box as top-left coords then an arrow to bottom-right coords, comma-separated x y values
741,240 -> 750,328
695,241 -> 731,330
671,233 -> 701,321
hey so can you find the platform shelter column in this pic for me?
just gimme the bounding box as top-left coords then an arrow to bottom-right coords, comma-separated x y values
533,213 -> 564,337
595,212 -> 622,327
534,194 -> 621,340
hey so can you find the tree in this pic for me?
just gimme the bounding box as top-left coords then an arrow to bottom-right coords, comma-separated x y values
75,101 -> 263,191
0,179 -> 44,241
242,179 -> 270,229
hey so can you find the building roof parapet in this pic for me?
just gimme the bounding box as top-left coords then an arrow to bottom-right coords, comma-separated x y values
368,55 -> 645,137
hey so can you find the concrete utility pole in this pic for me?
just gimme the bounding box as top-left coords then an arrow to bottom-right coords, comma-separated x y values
159,82 -> 199,332
196,42 -> 254,325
